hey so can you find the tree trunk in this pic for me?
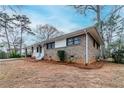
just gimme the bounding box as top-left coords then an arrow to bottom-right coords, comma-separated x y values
96,5 -> 105,58
96,5 -> 101,32
13,42 -> 16,52
20,28 -> 23,56
4,21 -> 10,53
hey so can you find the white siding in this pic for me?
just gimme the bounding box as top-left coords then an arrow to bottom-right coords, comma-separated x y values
55,39 -> 66,48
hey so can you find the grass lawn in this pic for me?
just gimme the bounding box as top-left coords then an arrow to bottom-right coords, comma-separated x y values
0,59 -> 124,88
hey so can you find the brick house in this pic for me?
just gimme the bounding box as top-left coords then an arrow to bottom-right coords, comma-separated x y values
26,26 -> 104,64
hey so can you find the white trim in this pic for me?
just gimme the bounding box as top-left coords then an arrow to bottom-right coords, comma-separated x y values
85,32 -> 89,64
55,39 -> 66,48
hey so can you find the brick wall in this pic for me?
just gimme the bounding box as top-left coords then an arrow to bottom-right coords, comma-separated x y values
30,33 -> 101,64
88,34 -> 100,63
44,35 -> 86,64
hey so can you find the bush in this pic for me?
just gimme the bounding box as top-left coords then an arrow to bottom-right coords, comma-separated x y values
26,54 -> 31,57
57,50 -> 66,61
9,50 -> 21,58
0,50 -> 7,59
112,49 -> 124,64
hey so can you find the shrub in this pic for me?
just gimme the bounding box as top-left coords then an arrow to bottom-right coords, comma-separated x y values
26,54 -> 31,57
0,50 -> 7,59
9,50 -> 21,58
112,49 -> 124,64
57,50 -> 66,61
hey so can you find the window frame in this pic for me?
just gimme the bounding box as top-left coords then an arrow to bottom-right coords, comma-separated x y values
39,45 -> 42,53
46,42 -> 55,49
37,47 -> 39,52
67,36 -> 81,46
31,47 -> 34,53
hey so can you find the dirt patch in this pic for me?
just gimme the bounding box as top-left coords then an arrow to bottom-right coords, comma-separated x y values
48,60 -> 104,69
0,59 -> 124,87
26,58 -> 104,69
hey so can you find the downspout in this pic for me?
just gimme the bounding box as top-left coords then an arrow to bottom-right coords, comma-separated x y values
42,45 -> 44,56
85,31 -> 88,65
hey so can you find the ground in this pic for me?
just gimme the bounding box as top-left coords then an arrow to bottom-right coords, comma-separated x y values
0,59 -> 124,88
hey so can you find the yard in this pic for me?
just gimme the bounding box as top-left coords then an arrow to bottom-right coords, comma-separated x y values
0,59 -> 124,88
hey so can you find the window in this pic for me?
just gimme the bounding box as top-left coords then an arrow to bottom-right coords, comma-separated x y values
67,36 -> 81,46
39,46 -> 42,53
96,43 -> 100,49
31,47 -> 33,53
36,47 -> 38,52
74,37 -> 80,45
46,42 -> 55,49
67,38 -> 73,46
93,39 -> 95,47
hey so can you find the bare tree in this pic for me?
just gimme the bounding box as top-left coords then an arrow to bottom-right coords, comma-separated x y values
33,24 -> 64,42
13,15 -> 31,55
72,5 -> 124,58
0,13 -> 15,52
72,5 -> 102,32
9,27 -> 22,51
0,5 -> 22,13
72,5 -> 124,33
102,14 -> 121,56
115,18 -> 124,49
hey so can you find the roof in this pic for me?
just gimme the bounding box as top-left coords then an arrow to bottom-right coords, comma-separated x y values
26,25 -> 104,48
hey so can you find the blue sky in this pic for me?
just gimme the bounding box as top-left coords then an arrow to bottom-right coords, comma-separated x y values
1,5 -> 123,46
14,5 -> 120,45
19,5 -> 118,33
20,5 -> 96,33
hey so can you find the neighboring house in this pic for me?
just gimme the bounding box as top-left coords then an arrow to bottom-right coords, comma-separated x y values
26,26 -> 104,64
